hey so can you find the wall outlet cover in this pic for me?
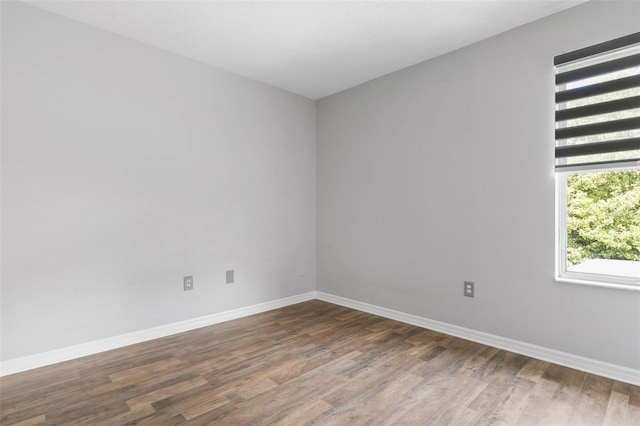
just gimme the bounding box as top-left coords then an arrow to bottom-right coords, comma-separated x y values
226,270 -> 234,284
464,281 -> 474,298
184,276 -> 194,291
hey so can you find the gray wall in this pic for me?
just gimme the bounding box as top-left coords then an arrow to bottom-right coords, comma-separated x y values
2,0 -> 638,372
317,0 -> 640,370
1,2 -> 316,360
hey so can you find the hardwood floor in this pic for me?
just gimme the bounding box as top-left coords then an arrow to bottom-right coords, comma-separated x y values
1,300 -> 638,425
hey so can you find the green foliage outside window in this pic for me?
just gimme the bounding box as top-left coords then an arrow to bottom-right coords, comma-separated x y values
567,170 -> 640,266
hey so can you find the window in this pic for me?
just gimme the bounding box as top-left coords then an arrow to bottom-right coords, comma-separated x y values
555,33 -> 640,289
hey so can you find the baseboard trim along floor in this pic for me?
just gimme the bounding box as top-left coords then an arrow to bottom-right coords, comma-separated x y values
0,292 -> 316,377
314,292 -> 640,386
2,290 -> 638,386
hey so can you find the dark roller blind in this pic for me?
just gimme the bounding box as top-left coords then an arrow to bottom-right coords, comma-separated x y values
555,32 -> 640,172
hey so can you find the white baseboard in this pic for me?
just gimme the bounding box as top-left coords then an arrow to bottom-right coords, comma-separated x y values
3,290 -> 638,386
315,292 -> 640,386
0,292 -> 315,377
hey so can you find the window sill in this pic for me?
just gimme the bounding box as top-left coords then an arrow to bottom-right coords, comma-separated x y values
555,277 -> 640,292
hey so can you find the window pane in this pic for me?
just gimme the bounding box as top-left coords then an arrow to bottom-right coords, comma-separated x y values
566,169 -> 640,278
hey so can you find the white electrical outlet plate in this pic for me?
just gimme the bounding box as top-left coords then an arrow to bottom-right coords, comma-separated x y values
184,276 -> 194,291
464,281 -> 474,297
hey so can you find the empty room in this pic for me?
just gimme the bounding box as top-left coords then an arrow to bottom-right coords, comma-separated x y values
1,0 -> 639,424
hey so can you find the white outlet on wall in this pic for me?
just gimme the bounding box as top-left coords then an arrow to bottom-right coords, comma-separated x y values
464,281 -> 474,298
184,276 -> 194,291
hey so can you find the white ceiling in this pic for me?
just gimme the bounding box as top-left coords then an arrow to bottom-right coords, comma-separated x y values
27,0 -> 588,100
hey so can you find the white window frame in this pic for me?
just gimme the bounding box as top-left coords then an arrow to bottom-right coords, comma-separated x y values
553,32 -> 640,291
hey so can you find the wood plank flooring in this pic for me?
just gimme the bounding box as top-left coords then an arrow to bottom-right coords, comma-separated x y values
1,300 -> 639,425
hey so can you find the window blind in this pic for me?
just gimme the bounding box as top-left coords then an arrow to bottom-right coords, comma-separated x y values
555,32 -> 640,172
